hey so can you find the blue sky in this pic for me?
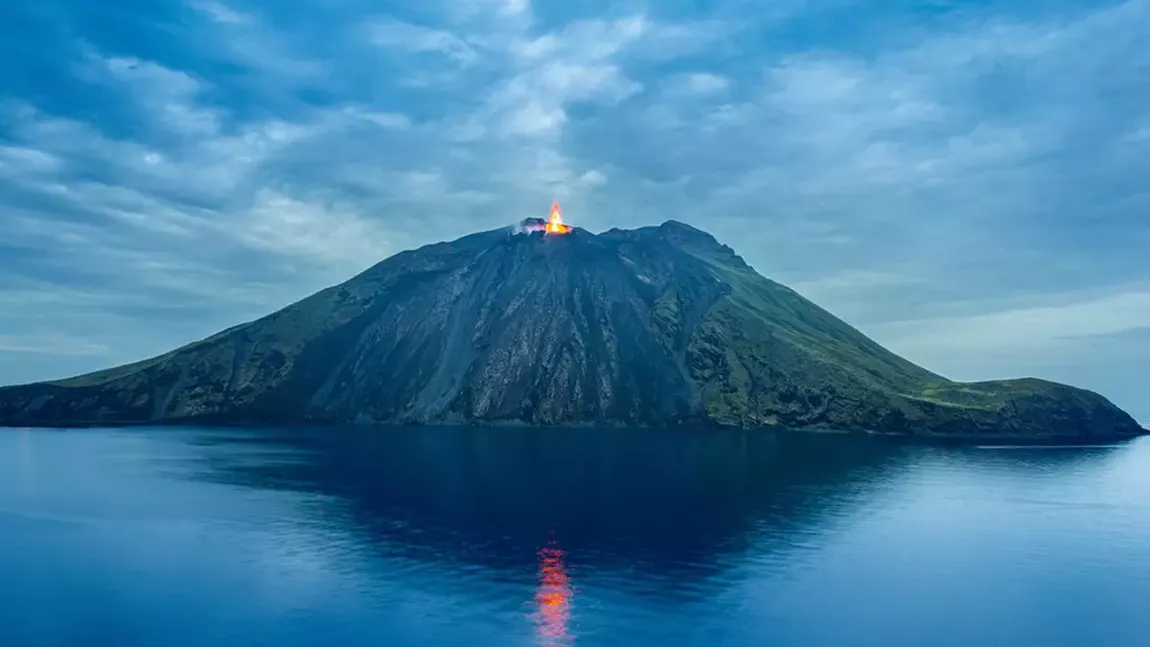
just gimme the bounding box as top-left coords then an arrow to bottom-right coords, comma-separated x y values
1,0 -> 1147,423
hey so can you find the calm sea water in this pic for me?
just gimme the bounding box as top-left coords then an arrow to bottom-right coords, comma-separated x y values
2,426 -> 1148,647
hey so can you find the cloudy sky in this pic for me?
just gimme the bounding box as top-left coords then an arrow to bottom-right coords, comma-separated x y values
1,0 -> 1147,423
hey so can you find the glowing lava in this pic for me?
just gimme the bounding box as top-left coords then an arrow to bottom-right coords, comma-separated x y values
545,202 -> 572,235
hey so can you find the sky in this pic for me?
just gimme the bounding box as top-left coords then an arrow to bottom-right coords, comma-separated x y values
1,0 -> 1147,424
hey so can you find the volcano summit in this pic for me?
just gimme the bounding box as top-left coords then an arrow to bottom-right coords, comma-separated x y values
0,219 -> 1143,438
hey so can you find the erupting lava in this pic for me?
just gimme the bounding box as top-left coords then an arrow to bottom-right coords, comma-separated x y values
545,201 -> 572,235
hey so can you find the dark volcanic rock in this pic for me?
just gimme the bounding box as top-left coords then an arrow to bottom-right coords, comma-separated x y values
0,221 -> 1144,438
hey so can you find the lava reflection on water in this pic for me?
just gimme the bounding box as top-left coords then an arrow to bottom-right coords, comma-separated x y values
533,545 -> 573,645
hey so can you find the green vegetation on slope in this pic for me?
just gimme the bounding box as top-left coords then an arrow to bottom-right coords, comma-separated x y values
657,222 -> 1143,437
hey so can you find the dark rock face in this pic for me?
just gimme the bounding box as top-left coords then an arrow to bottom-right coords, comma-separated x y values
0,220 -> 1144,438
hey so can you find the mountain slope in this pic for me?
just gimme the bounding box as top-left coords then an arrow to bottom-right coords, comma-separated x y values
0,220 -> 1143,438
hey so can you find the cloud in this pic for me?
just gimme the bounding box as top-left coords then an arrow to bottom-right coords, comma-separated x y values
579,169 -> 607,187
481,14 -> 659,141
685,72 -> 730,95
188,0 -> 251,25
342,108 -> 413,130
0,0 -> 1148,424
96,56 -> 221,136
501,0 -> 531,16
875,289 -> 1150,355
0,146 -> 63,175
368,18 -> 479,65
789,269 -> 929,300
440,0 -> 535,25
0,334 -> 112,357
183,0 -> 328,91
233,190 -> 411,272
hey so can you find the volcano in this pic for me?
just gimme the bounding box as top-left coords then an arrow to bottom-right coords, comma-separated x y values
0,219 -> 1143,438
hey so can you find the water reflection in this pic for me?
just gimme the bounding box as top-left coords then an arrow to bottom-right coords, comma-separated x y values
188,427 -> 911,590
182,426 -> 1144,619
534,544 -> 573,646
17,428 -> 34,492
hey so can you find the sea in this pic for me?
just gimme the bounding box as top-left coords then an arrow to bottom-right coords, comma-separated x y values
2,426 -> 1148,647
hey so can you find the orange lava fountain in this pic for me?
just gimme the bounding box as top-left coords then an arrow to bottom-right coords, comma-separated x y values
545,202 -> 572,235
